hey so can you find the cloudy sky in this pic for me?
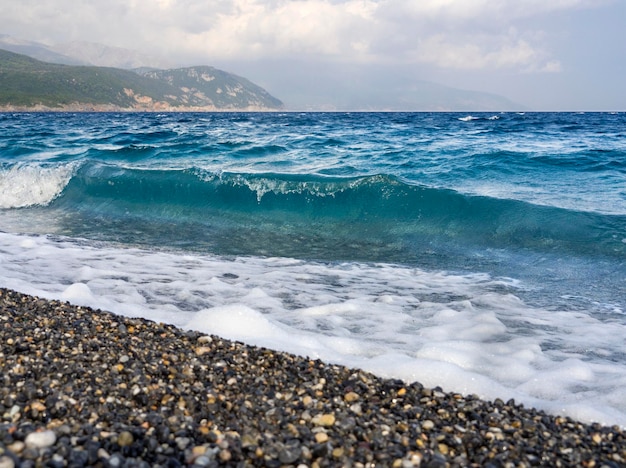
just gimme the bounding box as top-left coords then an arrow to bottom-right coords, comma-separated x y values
1,0 -> 625,110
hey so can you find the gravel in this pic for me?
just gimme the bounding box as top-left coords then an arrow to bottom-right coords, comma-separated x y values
1,288 -> 625,467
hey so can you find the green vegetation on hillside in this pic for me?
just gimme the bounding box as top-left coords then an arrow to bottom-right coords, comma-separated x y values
0,49 -> 283,110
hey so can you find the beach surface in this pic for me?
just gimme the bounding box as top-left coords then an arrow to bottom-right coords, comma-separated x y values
1,287 -> 625,467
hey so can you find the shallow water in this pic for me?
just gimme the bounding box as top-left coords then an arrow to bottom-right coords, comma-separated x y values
1,111 -> 625,426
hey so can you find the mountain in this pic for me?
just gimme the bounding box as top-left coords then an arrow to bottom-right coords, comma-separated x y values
0,49 -> 284,111
0,34 -> 86,65
50,41 -> 174,69
0,35 -> 524,111
0,35 -> 173,69
333,78 -> 524,111
229,60 -> 525,111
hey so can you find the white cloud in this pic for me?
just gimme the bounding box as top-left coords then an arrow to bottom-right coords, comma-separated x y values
154,0 -> 379,60
539,60 -> 562,73
411,33 -> 560,72
0,0 -> 604,71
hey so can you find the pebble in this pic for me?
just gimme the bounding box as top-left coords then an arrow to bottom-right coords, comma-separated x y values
279,443 -> 301,464
175,437 -> 190,450
24,430 -> 57,449
312,413 -> 336,427
193,455 -> 211,467
422,420 -> 435,430
1,288 -> 626,468
29,402 -> 46,413
6,442 -> 24,454
194,346 -> 212,356
116,431 -> 134,447
315,432 -> 329,443
218,449 -> 232,462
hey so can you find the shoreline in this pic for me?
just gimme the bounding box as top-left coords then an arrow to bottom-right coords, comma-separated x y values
0,105 -> 283,113
1,288 -> 625,467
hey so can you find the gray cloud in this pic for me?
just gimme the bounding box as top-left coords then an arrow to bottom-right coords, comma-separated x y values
0,0 -> 599,69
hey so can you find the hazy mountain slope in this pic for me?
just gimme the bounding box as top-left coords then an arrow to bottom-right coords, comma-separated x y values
50,41 -> 174,69
231,60 -> 525,111
0,34 -> 85,65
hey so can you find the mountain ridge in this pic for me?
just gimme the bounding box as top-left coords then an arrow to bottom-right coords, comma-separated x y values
0,49 -> 284,111
0,35 -> 526,111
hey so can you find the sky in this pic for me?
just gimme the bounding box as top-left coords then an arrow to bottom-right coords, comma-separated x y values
1,0 -> 625,110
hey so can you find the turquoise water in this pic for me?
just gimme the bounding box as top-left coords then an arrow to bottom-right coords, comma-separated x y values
1,111 -> 626,425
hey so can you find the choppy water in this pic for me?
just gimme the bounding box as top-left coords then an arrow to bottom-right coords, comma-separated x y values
1,111 -> 625,426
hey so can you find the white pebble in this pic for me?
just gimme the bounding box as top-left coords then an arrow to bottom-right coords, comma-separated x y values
421,420 -> 435,430
0,455 -> 16,468
25,430 -> 57,449
7,441 -> 25,453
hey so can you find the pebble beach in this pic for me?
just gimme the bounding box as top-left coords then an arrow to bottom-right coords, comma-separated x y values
1,288 -> 625,468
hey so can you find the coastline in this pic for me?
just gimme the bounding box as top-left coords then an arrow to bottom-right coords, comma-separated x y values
1,287 -> 625,467
0,104 -> 283,113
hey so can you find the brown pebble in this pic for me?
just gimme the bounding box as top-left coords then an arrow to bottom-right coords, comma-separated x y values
313,413 -> 335,427
219,449 -> 232,462
117,431 -> 134,447
30,401 -> 46,412
195,346 -> 212,356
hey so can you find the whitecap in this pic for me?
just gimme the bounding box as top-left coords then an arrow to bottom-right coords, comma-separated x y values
0,162 -> 77,209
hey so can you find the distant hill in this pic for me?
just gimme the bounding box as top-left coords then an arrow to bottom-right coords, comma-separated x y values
0,49 -> 284,111
233,60 -> 526,111
50,41 -> 175,70
0,34 -> 86,66
137,67 -> 284,110
0,35 -> 174,69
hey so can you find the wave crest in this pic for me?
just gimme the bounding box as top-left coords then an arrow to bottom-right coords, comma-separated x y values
0,162 -> 77,209
5,164 -> 624,260
195,171 -> 395,202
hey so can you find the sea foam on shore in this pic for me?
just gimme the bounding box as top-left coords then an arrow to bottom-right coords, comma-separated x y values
2,230 -> 626,429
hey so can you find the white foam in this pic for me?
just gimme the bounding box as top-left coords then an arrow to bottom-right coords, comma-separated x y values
0,163 -> 76,208
456,179 -> 626,215
188,304 -> 288,342
61,282 -> 97,304
2,231 -> 626,427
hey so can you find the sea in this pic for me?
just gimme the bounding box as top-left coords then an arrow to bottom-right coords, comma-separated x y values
1,111 -> 625,427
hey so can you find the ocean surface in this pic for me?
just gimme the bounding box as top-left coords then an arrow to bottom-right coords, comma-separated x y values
1,111 -> 625,426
